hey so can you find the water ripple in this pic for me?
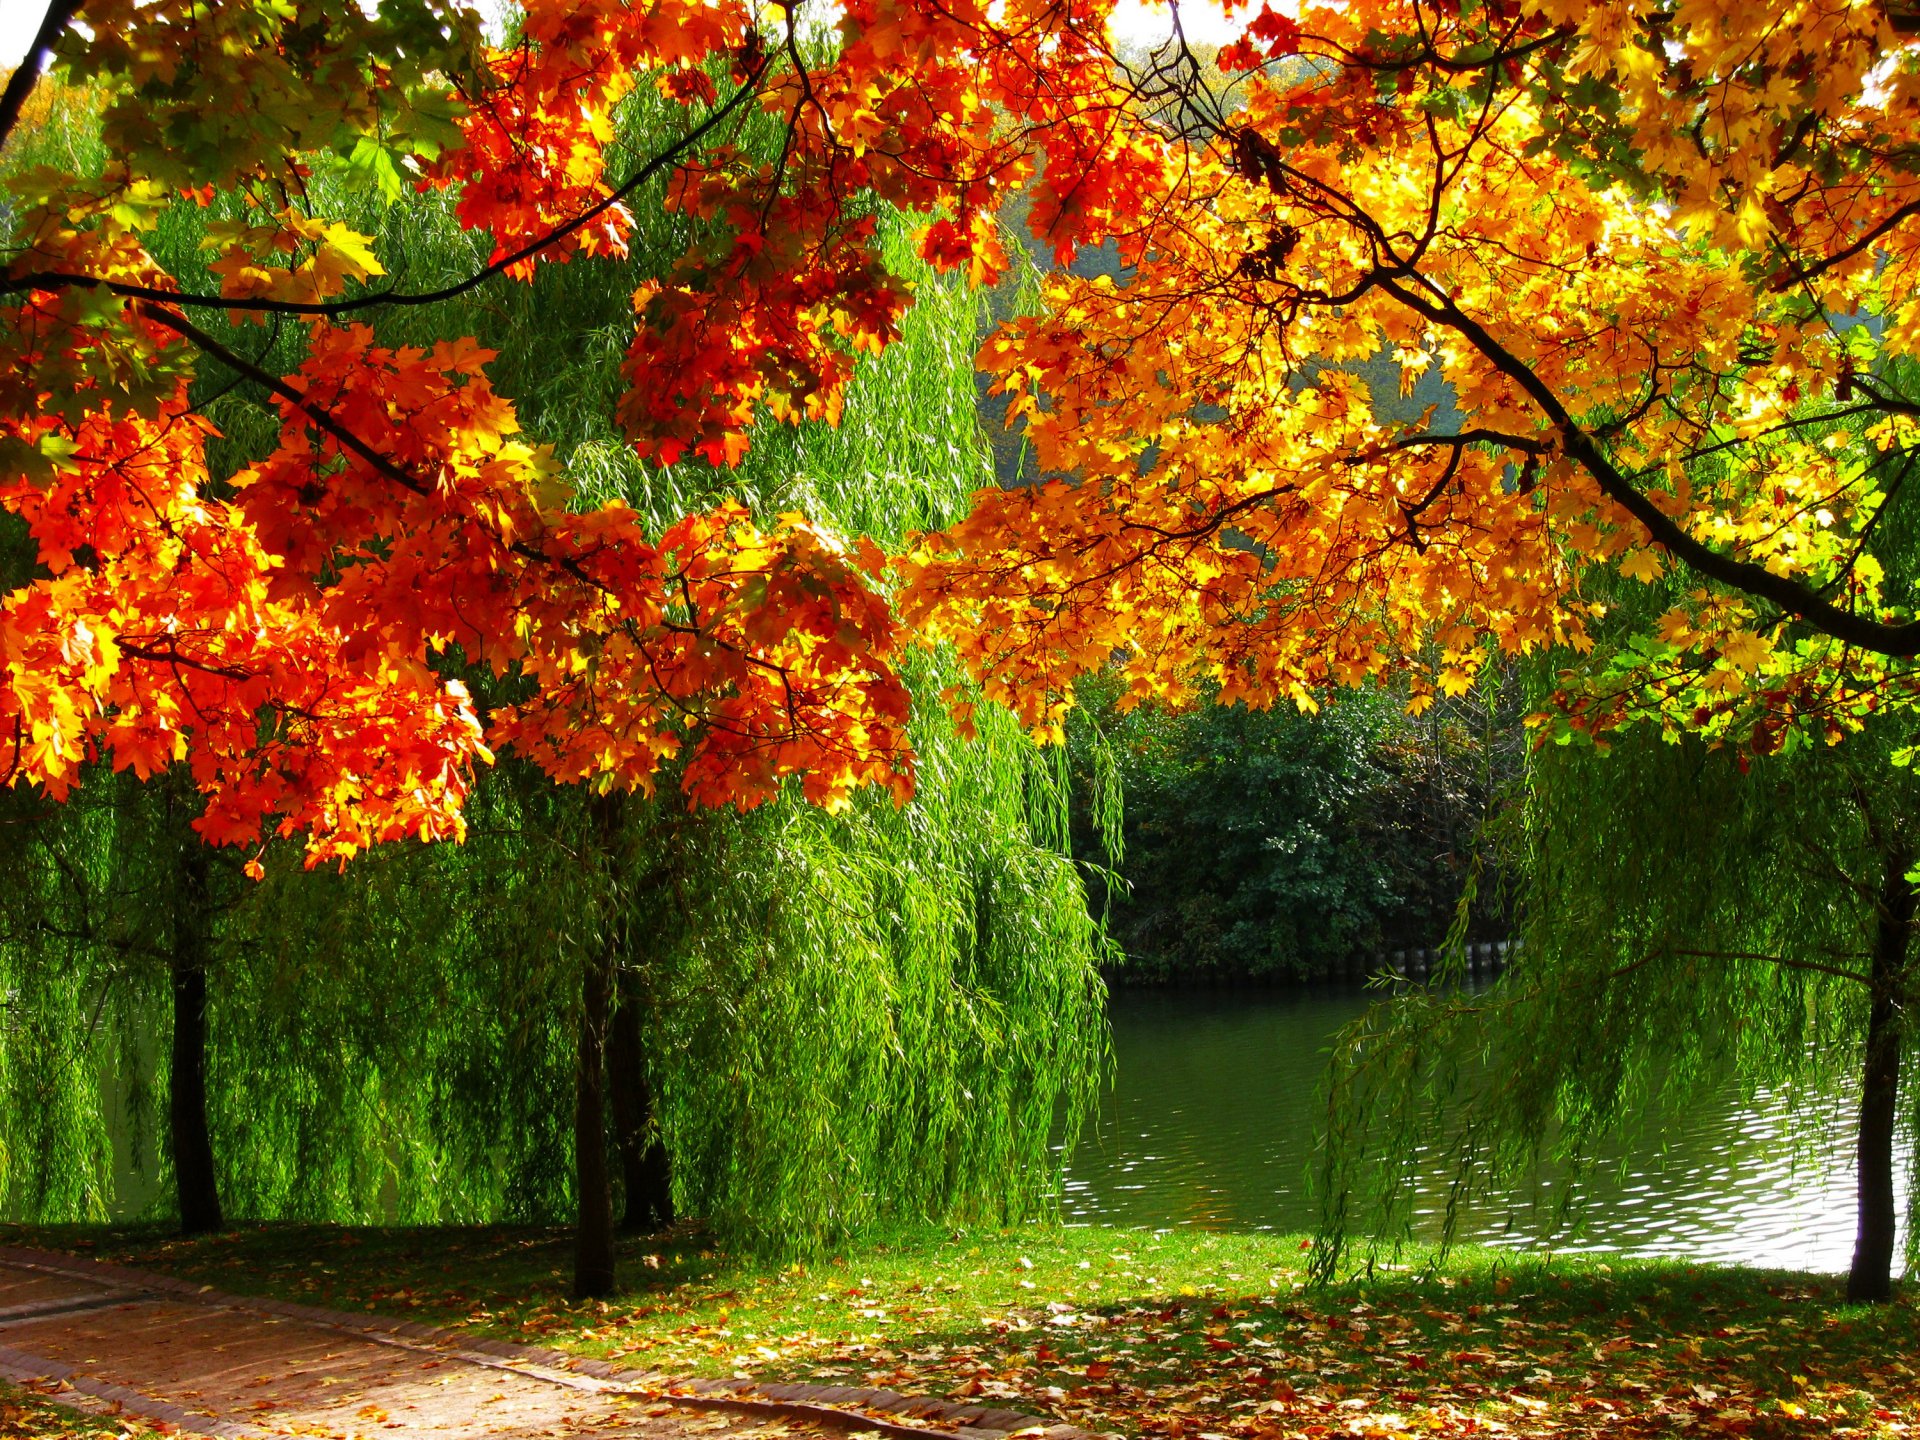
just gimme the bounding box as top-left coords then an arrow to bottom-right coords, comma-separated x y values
1059,986 -> 1902,1274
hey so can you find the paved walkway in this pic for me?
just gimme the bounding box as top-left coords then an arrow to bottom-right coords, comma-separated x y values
0,1249 -> 1085,1440
0,1256 -> 726,1438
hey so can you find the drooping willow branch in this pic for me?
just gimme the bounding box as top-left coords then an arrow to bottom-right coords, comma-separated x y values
1391,943 -> 1874,1022
1663,947 -> 1873,986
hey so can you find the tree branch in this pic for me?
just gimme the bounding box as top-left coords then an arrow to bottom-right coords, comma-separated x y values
1663,946 -> 1873,986
1767,202 -> 1920,294
1373,273 -> 1920,656
4,54 -> 770,318
138,301 -> 432,495
1357,427 -> 1552,459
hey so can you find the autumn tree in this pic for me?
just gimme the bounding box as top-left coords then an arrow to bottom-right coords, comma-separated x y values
0,100 -> 1107,1285
19,0 -> 1920,1295
887,0 -> 1920,1301
1,0 -> 1107,1282
20,0 -> 1920,949
2,0 -> 950,867
905,0 -> 1920,748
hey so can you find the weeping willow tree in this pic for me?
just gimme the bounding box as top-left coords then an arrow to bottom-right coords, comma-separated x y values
0,66 -> 1111,1279
1314,724 -> 1917,1300
0,581 -> 242,1232
0,777 -> 152,1226
1314,389 -> 1920,1304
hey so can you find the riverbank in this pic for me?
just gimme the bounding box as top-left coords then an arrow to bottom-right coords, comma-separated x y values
2,1222 -> 1912,1438
1099,939 -> 1514,989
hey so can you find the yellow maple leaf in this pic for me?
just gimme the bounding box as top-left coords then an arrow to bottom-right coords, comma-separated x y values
1654,607 -> 1694,646
1720,630 -> 1772,671
1619,549 -> 1664,584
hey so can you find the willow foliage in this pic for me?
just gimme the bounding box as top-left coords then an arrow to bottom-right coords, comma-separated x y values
0,77 -> 1109,1244
0,775 -> 188,1222
619,668 -> 1108,1249
1313,727 -> 1906,1278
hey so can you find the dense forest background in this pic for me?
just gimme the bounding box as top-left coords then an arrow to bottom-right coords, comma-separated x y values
1071,681 -> 1521,984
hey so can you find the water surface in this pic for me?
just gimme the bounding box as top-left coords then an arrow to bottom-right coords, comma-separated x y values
1061,985 -> 1893,1273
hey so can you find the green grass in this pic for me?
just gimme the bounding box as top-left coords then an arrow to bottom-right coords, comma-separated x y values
6,1221 -> 1918,1438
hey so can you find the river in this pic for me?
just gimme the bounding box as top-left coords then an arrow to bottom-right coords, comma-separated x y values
1059,984 -> 1898,1273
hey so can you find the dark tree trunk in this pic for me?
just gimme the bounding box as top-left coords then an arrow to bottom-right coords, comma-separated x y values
1849,842 -> 1915,1304
609,966 -> 672,1232
574,791 -> 623,1299
574,932 -> 617,1296
170,836 -> 223,1236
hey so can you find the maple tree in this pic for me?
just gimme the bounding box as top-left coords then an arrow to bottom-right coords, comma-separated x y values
0,0 -> 1212,875
898,0 -> 1920,763
0,0 -> 941,867
879,0 -> 1920,1309
11,0 -> 1920,891
0,34 -> 1110,1292
35,0 -> 1920,839
1,0 -> 1152,1298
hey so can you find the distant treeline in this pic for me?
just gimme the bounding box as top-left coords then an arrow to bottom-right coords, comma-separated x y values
1070,679 -> 1521,985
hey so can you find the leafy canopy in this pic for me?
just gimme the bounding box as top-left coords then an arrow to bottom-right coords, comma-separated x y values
903,0 -> 1920,759
10,0 -> 1920,863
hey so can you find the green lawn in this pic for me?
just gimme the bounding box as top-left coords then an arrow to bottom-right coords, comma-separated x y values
6,1222 -> 1915,1438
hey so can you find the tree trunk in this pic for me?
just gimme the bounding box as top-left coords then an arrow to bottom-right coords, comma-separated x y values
609,966 -> 673,1231
170,835 -> 223,1236
1848,842 -> 1915,1303
574,791 -> 623,1299
573,931 -> 617,1296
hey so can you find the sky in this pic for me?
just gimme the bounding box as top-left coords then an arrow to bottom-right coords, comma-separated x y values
1,1 -> 52,68
1110,0 -> 1239,48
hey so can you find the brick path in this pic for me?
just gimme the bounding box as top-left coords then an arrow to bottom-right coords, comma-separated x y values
0,1249 -> 1096,1440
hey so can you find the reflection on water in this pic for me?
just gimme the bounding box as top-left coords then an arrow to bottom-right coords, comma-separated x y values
1061,985 -> 1902,1273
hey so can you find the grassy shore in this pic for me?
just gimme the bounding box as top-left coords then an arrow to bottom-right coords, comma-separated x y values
4,1222 -> 1915,1438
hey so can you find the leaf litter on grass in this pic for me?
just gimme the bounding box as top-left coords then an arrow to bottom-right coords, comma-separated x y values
12,1225 -> 1920,1440
1,1379 -> 158,1440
